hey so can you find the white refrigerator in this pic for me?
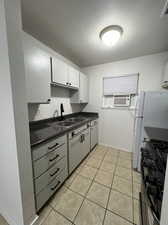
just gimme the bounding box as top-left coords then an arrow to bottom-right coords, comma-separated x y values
133,91 -> 168,171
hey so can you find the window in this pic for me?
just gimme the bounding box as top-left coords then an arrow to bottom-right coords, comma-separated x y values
102,74 -> 139,109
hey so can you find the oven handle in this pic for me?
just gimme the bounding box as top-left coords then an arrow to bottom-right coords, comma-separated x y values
146,190 -> 160,224
141,161 -> 145,184
141,166 -> 160,224
139,192 -> 144,225
142,180 -> 160,224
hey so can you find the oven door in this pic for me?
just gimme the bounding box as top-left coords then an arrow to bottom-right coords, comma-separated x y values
140,182 -> 160,225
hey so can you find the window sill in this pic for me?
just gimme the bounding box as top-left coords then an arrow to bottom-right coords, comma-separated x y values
101,106 -> 135,110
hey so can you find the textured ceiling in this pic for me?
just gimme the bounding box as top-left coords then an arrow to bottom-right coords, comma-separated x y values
21,0 -> 168,67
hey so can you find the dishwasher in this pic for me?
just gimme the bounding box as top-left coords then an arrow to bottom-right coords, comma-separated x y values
90,119 -> 98,150
68,123 -> 90,174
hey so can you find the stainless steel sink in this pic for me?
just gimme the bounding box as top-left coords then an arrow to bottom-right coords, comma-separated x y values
65,117 -> 86,123
48,117 -> 87,128
56,121 -> 75,127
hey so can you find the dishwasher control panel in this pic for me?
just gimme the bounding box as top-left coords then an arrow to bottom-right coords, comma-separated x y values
69,123 -> 90,139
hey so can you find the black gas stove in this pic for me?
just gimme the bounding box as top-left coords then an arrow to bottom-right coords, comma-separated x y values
140,139 -> 168,225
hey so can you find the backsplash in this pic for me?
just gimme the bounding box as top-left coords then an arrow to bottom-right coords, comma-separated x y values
28,86 -> 85,121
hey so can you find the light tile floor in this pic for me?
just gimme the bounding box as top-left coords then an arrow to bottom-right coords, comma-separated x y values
0,145 -> 141,225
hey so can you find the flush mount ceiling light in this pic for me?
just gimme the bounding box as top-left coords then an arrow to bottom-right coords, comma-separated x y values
100,25 -> 123,46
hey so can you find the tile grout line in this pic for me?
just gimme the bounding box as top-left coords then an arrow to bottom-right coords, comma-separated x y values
132,159 -> 135,225
50,204 -> 74,224
71,146 -> 108,224
76,148 -> 134,225
55,146 -> 101,224
44,147 -> 134,225
66,176 -> 135,224
48,148 -> 100,225
102,150 -> 135,225
132,161 -> 142,225
38,207 -> 53,225
102,149 -> 120,225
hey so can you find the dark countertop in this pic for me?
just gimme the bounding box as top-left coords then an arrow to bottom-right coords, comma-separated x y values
29,112 -> 98,148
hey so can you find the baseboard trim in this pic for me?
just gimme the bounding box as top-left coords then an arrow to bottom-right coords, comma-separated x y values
99,142 -> 131,152
0,209 -> 20,225
0,207 -> 38,225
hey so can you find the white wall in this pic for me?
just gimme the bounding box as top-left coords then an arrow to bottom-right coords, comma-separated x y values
0,0 -> 36,225
82,52 -> 168,152
28,86 -> 84,121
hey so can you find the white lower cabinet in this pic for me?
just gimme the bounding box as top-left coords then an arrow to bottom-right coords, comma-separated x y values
81,128 -> 90,159
69,127 -> 90,174
90,120 -> 98,150
31,120 -> 98,211
36,169 -> 67,211
69,134 -> 82,174
35,158 -> 66,195
32,135 -> 68,211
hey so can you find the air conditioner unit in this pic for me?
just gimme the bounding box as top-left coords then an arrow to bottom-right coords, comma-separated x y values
161,0 -> 168,17
113,95 -> 130,107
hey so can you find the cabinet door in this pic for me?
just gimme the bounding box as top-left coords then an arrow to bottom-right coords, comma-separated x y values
81,129 -> 90,158
80,73 -> 89,103
91,122 -> 98,150
163,62 -> 168,82
52,57 -> 68,86
23,33 -> 51,103
69,134 -> 83,174
68,66 -> 79,88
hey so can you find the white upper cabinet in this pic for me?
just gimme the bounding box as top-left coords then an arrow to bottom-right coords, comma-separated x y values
68,66 -> 79,88
70,72 -> 89,103
51,57 -> 68,86
80,73 -> 89,103
51,58 -> 79,89
23,33 -> 51,103
162,62 -> 168,88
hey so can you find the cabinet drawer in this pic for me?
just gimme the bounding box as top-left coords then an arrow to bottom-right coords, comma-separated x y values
36,169 -> 67,211
33,143 -> 67,178
35,157 -> 67,194
32,135 -> 66,161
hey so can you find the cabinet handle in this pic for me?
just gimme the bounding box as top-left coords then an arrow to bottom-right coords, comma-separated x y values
51,181 -> 61,191
50,168 -> 60,177
49,154 -> 59,162
80,134 -> 85,143
48,143 -> 59,150
69,83 -> 71,85
66,82 -> 69,85
83,134 -> 85,142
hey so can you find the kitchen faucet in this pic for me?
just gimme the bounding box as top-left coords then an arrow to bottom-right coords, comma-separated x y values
60,103 -> 64,120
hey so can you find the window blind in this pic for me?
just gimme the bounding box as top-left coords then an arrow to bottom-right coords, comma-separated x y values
103,74 -> 139,96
